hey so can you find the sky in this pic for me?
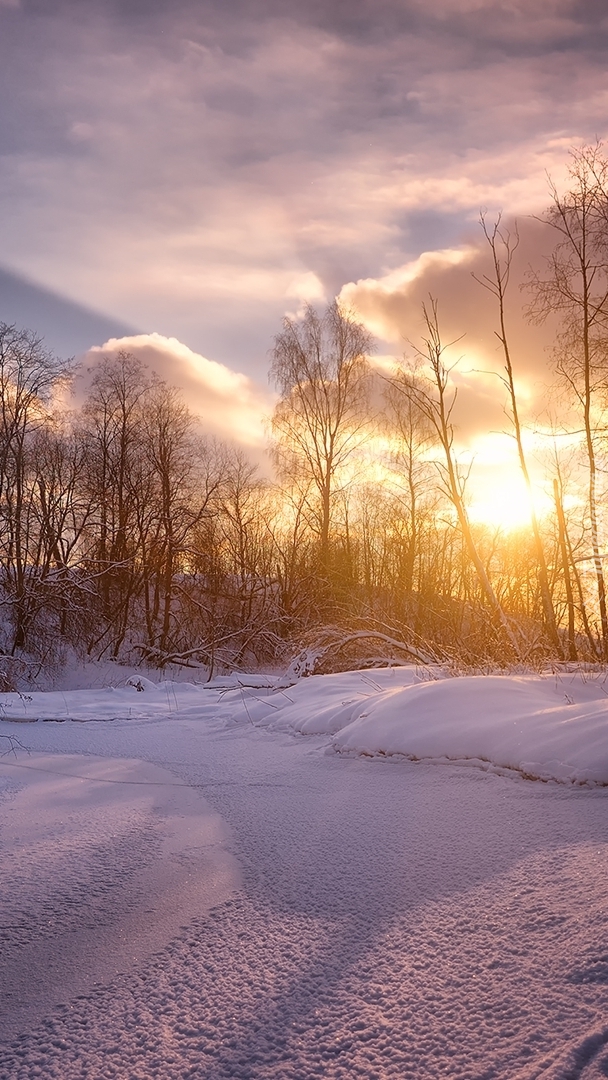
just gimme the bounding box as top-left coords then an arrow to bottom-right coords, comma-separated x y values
1,0 -> 607,499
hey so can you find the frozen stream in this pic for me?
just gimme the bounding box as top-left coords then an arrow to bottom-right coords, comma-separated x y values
1,712 -> 608,1078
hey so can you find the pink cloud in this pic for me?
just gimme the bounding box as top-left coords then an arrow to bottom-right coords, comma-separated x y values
1,1 -> 607,379
80,333 -> 275,469
340,217 -> 563,442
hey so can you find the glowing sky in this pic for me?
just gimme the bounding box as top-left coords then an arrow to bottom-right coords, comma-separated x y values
1,0 -> 607,509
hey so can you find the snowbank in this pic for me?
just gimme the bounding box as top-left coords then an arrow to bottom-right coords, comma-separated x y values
226,668 -> 608,785
2,666 -> 608,785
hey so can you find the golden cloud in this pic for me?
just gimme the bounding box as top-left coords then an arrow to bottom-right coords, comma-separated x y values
83,333 -> 275,463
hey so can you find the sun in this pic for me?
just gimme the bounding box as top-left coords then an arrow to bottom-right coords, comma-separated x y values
464,437 -> 553,532
468,475 -> 536,531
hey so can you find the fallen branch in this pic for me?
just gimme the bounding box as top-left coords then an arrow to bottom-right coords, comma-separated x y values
279,628 -> 437,684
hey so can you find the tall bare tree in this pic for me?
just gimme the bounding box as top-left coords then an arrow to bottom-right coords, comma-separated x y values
0,324 -> 71,652
81,352 -> 149,654
526,144 -> 608,657
384,359 -> 437,599
141,381 -> 219,654
476,214 -> 562,656
393,300 -> 521,657
270,301 -> 373,579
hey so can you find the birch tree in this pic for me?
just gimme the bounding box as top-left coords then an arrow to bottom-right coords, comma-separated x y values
392,300 -> 521,658
476,214 -> 562,656
270,302 -> 373,580
526,144 -> 608,658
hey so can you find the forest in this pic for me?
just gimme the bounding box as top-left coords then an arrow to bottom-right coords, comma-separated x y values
2,145 -> 608,684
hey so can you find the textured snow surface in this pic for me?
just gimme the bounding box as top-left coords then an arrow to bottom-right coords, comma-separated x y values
0,669 -> 607,1077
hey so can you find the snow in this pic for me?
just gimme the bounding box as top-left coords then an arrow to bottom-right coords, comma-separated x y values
225,667 -> 608,784
0,754 -> 238,1042
3,665 -> 608,785
0,665 -> 608,1077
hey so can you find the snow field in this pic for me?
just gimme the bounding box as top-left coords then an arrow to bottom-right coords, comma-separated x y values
0,667 -> 607,1077
3,665 -> 608,785
4,858 -> 608,1080
0,754 -> 239,1042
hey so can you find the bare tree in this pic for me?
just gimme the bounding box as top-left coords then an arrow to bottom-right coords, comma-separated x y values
384,358 -> 438,599
141,382 -> 219,654
30,420 -> 98,640
267,482 -> 319,630
270,301 -> 374,579
476,213 -> 562,656
0,324 -> 71,652
525,144 -> 608,657
81,352 -> 150,655
392,300 -> 521,657
552,476 -> 577,660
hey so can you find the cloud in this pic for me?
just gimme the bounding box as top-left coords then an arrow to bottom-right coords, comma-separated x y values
340,217 -> 563,444
0,265 -> 135,359
0,1 -> 607,380
341,247 -> 477,339
80,333 -> 275,466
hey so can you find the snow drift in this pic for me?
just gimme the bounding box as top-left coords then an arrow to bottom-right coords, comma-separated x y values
224,667 -> 608,785
2,666 -> 608,785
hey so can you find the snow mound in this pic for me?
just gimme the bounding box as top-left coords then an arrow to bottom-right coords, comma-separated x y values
228,668 -> 608,785
332,675 -> 608,784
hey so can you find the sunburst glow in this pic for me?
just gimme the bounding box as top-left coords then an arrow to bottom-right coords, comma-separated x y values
468,476 -> 533,530
462,434 -> 552,532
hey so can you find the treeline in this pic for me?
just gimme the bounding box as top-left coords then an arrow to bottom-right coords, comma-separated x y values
2,144 -> 608,681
